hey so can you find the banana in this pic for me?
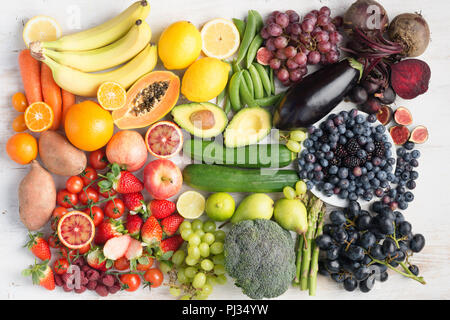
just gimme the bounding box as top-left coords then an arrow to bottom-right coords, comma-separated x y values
33,20 -> 152,73
38,0 -> 150,51
42,44 -> 158,97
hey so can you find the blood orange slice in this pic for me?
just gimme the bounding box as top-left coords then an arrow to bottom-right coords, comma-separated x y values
57,211 -> 95,249
145,121 -> 183,159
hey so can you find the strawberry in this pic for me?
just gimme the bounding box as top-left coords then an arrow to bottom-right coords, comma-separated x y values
94,219 -> 124,245
141,216 -> 162,245
22,261 -> 55,291
25,232 -> 51,261
86,247 -> 108,271
126,214 -> 143,238
98,164 -> 143,194
148,199 -> 176,220
122,192 -> 147,214
161,213 -> 184,236
160,235 -> 184,253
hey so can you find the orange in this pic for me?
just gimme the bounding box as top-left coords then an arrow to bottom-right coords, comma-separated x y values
22,15 -> 61,47
6,133 -> 38,165
64,101 -> 114,152
24,102 -> 54,132
12,92 -> 28,112
57,211 -> 95,250
97,82 -> 127,111
12,114 -> 27,132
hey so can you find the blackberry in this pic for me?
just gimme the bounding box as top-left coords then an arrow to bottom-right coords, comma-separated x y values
373,141 -> 386,158
346,138 -> 361,155
343,156 -> 360,168
329,157 -> 341,166
334,144 -> 348,159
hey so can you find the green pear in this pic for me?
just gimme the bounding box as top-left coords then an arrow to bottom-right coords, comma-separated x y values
231,193 -> 274,224
274,199 -> 308,234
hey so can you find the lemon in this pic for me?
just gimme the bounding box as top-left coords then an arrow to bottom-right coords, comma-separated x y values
158,21 -> 202,70
23,16 -> 62,47
182,57 -> 231,102
177,191 -> 206,219
201,18 -> 240,59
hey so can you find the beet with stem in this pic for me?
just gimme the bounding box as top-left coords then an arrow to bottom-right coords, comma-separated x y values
388,13 -> 430,57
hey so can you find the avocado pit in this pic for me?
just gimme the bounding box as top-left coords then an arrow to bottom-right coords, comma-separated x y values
190,110 -> 216,130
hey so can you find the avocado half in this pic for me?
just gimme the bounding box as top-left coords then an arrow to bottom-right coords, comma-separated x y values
171,102 -> 228,138
224,107 -> 272,148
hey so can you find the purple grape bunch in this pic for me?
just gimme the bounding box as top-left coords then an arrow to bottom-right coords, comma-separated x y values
259,7 -> 344,87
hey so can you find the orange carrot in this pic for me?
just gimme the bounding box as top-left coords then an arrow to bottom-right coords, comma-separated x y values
18,49 -> 42,104
61,89 -> 76,129
41,63 -> 62,130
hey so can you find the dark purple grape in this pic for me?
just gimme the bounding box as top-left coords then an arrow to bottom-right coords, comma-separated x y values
301,19 -> 315,33
319,6 -> 331,16
322,23 -> 336,33
284,46 -> 297,58
267,23 -> 283,37
286,58 -> 298,70
303,13 -> 317,25
265,38 -> 276,51
318,41 -> 332,53
275,48 -> 287,60
310,10 -> 320,17
294,52 -> 307,66
269,58 -> 281,70
325,50 -> 339,64
290,23 -> 302,35
289,68 -> 303,82
317,14 -> 331,26
269,11 -> 281,19
299,32 -> 312,45
286,10 -> 300,23
307,51 -> 321,64
314,30 -> 329,42
275,12 -> 290,28
277,68 -> 290,82
311,26 -> 322,37
329,31 -> 343,44
260,27 -> 270,39
274,36 -> 288,49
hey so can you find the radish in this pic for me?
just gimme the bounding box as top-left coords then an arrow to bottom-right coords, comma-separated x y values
103,235 -> 132,260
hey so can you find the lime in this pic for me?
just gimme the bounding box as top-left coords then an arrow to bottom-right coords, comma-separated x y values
205,192 -> 235,222
177,191 -> 206,219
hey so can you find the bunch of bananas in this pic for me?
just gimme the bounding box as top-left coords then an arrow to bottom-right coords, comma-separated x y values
29,0 -> 157,97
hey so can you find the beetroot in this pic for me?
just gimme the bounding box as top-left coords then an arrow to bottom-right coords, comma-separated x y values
390,59 -> 431,99
388,13 -> 430,57
410,125 -> 429,144
377,105 -> 393,125
394,107 -> 413,125
256,47 -> 273,66
344,0 -> 389,34
390,125 -> 410,145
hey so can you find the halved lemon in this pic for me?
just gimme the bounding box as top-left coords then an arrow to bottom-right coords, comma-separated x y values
177,191 -> 206,219
145,121 -> 183,159
24,102 -> 54,132
97,82 -> 127,111
201,18 -> 240,60
57,211 -> 95,250
23,16 -> 62,47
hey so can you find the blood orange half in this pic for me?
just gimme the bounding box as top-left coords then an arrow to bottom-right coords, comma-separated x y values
57,211 -> 95,249
145,121 -> 183,159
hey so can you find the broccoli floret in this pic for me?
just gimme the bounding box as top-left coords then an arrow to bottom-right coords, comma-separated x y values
224,219 -> 296,299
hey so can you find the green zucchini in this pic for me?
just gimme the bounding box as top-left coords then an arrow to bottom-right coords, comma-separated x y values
183,164 -> 299,193
183,140 -> 295,168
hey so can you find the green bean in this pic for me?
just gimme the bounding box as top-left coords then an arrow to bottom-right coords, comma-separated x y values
254,93 -> 285,107
249,10 -> 264,32
236,10 -> 257,65
269,67 -> 275,95
232,61 -> 242,74
242,70 -> 254,98
232,18 -> 246,39
253,62 -> 272,97
229,71 -> 243,112
224,95 -> 231,115
248,64 -> 264,99
245,34 -> 264,69
239,79 -> 258,108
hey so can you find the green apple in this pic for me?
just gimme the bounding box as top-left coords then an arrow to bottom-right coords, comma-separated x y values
205,192 -> 235,221
274,198 -> 308,234
231,193 -> 274,224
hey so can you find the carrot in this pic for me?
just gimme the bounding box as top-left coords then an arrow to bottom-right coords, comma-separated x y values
61,89 -> 76,129
41,63 -> 62,130
18,49 -> 42,104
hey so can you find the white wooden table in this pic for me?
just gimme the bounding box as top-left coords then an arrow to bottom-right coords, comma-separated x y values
0,0 -> 449,300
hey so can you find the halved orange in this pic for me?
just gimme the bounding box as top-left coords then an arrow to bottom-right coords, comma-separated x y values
97,82 -> 127,111
145,121 -> 183,159
57,211 -> 95,250
24,102 -> 54,132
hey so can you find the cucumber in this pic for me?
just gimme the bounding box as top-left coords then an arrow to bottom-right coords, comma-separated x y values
183,164 -> 299,193
184,140 -> 295,168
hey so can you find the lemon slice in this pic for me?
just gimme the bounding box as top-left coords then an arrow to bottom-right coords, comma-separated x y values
201,18 -> 240,60
23,16 -> 62,47
177,191 -> 206,219
97,82 -> 127,111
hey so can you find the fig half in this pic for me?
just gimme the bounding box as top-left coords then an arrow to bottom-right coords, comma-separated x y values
410,125 -> 428,144
394,107 -> 413,126
390,125 -> 410,145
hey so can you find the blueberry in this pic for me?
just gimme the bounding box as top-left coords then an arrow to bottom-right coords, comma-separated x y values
305,162 -> 314,172
339,135 -> 347,145
363,191 -> 373,201
372,157 -> 382,166
377,171 -> 387,181
367,171 -> 375,180
306,181 -> 314,190
329,175 -> 339,185
388,157 -> 396,165
325,151 -> 334,160
329,165 -> 338,175
320,159 -> 329,167
329,133 -> 339,142
398,201 -> 408,210
367,114 -> 377,123
345,130 -> 355,138
403,153 -> 412,162
410,159 -> 419,167
353,166 -> 362,177
314,164 -> 322,172
404,141 -> 415,150
321,144 -> 330,153
349,193 -> 358,201
375,125 -> 385,133
314,171 -> 324,181
404,191 -> 414,202
365,162 -> 373,170
406,180 -> 416,190
410,171 -> 419,180
338,125 -> 346,135
314,128 -> 323,137
384,142 -> 392,149
339,179 -> 350,189
338,167 -> 349,179
305,153 -> 316,163
350,108 -> 359,118
339,190 -> 349,199
411,150 -> 421,159
356,149 -> 367,159
304,139 -> 314,148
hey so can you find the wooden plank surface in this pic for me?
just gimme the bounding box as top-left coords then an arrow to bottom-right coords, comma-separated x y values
0,0 -> 449,300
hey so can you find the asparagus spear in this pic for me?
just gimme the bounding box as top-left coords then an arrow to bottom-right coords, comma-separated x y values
294,193 -> 309,284
309,208 -> 325,296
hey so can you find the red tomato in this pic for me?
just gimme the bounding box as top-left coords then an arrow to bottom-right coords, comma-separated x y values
120,274 -> 141,292
78,187 -> 100,205
143,268 -> 164,288
57,190 -> 78,208
66,176 -> 84,194
80,167 -> 98,186
89,149 -> 108,170
51,207 -> 68,230
114,257 -> 130,271
105,198 -> 125,219
136,253 -> 154,272
60,247 -> 78,260
53,258 -> 69,275
47,235 -> 61,249
84,206 -> 104,227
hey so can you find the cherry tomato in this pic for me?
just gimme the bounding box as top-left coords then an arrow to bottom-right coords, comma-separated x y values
105,198 -> 125,219
60,247 -> 78,260
12,92 -> 28,112
143,268 -> 164,288
66,176 -> 84,194
136,253 -> 154,272
114,257 -> 130,271
47,235 -> 61,249
53,258 -> 70,275
89,149 -> 109,170
120,274 -> 141,292
80,167 -> 98,186
78,187 -> 100,205
84,206 -> 104,227
77,243 -> 91,255
51,207 -> 68,230
57,190 -> 78,208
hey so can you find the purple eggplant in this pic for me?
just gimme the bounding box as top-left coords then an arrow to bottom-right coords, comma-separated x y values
273,58 -> 363,130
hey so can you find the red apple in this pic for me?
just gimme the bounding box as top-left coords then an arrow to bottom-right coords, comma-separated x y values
144,159 -> 182,200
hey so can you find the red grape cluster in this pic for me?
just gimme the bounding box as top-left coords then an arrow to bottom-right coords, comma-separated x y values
259,7 -> 343,86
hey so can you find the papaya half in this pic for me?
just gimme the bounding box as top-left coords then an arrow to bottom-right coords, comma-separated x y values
112,71 -> 180,129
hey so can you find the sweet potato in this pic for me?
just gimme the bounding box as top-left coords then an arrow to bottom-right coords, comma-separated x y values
19,161 -> 56,231
39,131 -> 87,176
